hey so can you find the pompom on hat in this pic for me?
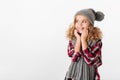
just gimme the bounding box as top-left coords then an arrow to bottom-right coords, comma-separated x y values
75,8 -> 105,25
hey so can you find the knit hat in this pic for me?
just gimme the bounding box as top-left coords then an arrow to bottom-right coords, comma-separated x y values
75,8 -> 105,25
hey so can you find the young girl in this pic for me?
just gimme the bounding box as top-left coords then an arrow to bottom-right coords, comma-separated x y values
64,8 -> 104,80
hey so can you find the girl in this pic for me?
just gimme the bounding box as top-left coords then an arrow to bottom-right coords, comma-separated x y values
64,8 -> 105,80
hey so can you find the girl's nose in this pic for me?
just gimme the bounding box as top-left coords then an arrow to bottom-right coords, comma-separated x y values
78,21 -> 82,27
78,24 -> 83,28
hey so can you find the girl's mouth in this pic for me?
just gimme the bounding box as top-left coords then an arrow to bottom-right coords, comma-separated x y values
77,32 -> 81,36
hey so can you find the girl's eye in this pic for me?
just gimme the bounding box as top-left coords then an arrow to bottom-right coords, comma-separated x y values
83,20 -> 87,23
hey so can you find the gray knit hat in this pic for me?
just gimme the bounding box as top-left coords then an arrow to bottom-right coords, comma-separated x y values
75,8 -> 104,25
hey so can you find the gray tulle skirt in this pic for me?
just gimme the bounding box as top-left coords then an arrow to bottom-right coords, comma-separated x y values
64,57 -> 96,80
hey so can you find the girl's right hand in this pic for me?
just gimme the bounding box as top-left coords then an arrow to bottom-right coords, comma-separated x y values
74,29 -> 81,39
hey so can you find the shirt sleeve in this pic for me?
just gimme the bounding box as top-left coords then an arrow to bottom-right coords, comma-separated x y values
67,40 -> 81,62
81,40 -> 102,67
67,40 -> 74,57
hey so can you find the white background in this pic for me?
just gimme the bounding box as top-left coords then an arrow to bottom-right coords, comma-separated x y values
0,0 -> 119,80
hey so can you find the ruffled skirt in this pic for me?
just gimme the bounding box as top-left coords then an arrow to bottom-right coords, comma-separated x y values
64,57 -> 95,80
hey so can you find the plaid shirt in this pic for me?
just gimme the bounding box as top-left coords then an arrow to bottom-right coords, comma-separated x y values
67,39 -> 102,80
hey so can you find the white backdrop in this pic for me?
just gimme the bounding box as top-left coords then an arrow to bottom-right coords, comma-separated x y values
0,0 -> 120,80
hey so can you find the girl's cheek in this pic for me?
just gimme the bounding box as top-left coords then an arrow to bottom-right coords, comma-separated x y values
83,24 -> 89,29
75,23 -> 77,27
75,24 -> 79,29
76,23 -> 79,27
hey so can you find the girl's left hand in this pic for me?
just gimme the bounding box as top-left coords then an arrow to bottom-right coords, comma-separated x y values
81,28 -> 88,41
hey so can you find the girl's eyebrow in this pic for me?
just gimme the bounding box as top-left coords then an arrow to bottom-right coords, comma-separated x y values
83,19 -> 88,22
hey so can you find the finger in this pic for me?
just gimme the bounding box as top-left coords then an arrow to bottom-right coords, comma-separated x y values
84,30 -> 88,34
74,29 -> 77,33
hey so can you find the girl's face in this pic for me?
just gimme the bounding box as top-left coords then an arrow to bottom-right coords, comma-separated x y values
75,15 -> 90,33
